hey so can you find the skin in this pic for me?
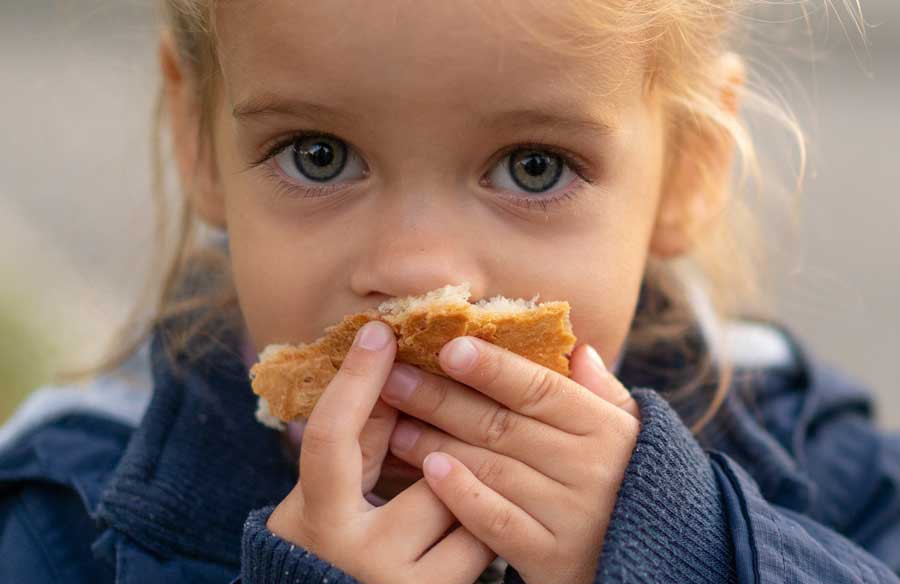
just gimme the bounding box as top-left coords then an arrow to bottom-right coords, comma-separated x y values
159,1 -> 745,581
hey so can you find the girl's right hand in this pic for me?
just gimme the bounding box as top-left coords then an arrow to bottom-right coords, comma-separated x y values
266,320 -> 497,584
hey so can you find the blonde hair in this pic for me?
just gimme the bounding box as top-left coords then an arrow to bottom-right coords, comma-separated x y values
59,0 -> 866,433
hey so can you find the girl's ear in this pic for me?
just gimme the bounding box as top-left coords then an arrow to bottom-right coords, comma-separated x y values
649,52 -> 745,259
158,31 -> 227,229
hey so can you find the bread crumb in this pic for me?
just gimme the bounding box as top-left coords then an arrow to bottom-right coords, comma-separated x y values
255,397 -> 286,431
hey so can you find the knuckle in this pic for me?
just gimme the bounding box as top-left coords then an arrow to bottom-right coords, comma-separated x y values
478,405 -> 516,449
473,455 -> 506,487
299,421 -> 340,457
583,455 -> 615,487
478,349 -> 505,388
339,349 -> 375,380
421,377 -> 450,417
520,368 -> 557,412
485,504 -> 514,540
453,473 -> 482,505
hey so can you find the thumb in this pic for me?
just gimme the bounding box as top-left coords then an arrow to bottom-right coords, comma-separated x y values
569,343 -> 640,420
359,397 -> 399,495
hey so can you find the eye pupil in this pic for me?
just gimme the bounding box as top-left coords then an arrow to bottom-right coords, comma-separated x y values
293,136 -> 347,182
509,149 -> 562,193
522,153 -> 548,176
308,142 -> 333,167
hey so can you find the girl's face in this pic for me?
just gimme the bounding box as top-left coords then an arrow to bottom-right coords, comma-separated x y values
168,1 -> 730,488
206,0 -> 676,363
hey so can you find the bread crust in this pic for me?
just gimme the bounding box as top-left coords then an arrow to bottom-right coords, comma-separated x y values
249,285 -> 576,426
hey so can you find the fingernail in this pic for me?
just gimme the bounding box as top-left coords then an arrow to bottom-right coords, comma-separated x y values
383,363 -> 419,402
424,452 -> 451,479
390,420 -> 422,452
586,345 -> 606,376
444,337 -> 478,373
356,321 -> 392,351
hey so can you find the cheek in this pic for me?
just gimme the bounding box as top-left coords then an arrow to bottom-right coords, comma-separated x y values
223,189 -> 337,351
229,235 -> 308,350
564,269 -> 645,373
567,117 -> 664,365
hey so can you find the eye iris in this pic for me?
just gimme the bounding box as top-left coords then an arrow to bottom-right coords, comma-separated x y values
509,149 -> 563,193
293,136 -> 347,182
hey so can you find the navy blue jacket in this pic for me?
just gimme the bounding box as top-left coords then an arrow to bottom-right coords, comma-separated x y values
1,317 -> 899,583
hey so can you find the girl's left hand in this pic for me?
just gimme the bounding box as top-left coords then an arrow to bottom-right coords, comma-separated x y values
380,336 -> 641,584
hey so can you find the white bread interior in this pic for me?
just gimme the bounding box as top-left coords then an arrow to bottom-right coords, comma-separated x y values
377,282 -> 541,317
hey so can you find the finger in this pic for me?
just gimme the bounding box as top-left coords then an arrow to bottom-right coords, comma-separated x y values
359,397 -> 400,495
300,320 -> 397,514
438,336 -> 605,435
390,417 -> 568,529
414,525 -> 496,584
568,343 -> 640,419
422,452 -> 555,564
382,363 -> 575,480
370,477 -> 458,560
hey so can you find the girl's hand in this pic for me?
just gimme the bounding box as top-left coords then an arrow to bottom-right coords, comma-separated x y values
381,336 -> 641,584
266,322 -> 497,584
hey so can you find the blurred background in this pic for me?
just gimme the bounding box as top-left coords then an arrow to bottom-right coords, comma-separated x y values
1,1 -> 898,426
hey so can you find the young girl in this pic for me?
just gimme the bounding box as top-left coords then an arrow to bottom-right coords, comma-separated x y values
1,0 -> 897,583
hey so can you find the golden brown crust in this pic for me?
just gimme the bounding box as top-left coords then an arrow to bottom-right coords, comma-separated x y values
249,296 -> 576,423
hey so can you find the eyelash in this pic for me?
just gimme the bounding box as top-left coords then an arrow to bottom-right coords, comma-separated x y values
250,131 -> 595,213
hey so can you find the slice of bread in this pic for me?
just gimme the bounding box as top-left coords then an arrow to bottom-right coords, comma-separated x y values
249,282 -> 577,429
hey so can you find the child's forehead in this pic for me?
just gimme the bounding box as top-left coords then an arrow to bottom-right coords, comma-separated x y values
216,0 -> 647,117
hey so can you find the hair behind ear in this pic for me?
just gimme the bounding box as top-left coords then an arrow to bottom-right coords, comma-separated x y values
650,52 -> 745,260
159,30 -> 227,229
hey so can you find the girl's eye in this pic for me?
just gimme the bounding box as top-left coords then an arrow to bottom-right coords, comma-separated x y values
485,148 -> 579,196
479,144 -> 594,212
270,134 -> 368,190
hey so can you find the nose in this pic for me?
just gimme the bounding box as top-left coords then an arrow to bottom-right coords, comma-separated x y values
348,187 -> 488,303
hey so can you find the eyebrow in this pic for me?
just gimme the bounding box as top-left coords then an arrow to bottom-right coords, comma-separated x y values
234,95 -> 358,125
233,94 -> 617,136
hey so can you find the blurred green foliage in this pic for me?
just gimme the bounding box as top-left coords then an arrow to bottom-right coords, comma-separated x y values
0,286 -> 56,424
